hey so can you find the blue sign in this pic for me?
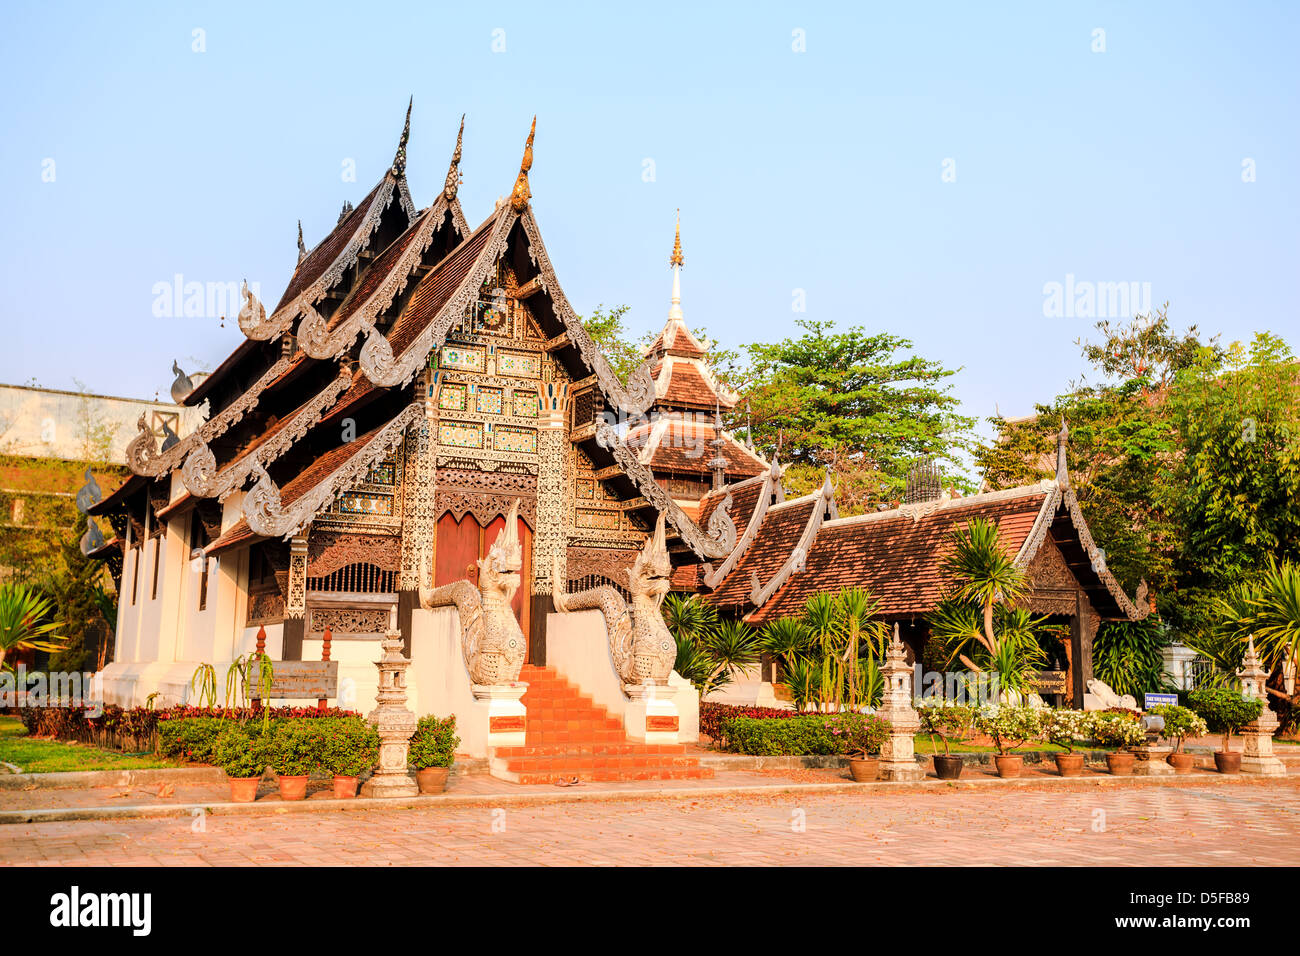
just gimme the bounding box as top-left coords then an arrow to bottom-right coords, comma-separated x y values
1144,692 -> 1178,709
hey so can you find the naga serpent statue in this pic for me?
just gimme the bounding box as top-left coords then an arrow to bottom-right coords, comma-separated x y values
417,500 -> 527,686
552,512 -> 676,687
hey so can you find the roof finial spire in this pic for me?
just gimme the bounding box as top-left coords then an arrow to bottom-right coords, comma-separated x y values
296,219 -> 307,263
670,209 -> 684,268
443,113 -> 465,200
668,210 -> 685,323
391,96 -> 413,176
509,116 -> 536,213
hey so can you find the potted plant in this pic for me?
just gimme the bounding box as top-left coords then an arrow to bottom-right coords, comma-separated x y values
918,700 -> 975,779
977,704 -> 1043,778
1092,712 -> 1145,773
827,713 -> 891,782
408,714 -> 459,793
1147,703 -> 1208,773
1044,709 -> 1093,776
268,721 -> 318,800
315,716 -> 380,798
211,726 -> 265,802
1189,687 -> 1264,774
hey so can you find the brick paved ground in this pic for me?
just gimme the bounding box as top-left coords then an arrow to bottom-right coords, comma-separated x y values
4,776 -> 1299,866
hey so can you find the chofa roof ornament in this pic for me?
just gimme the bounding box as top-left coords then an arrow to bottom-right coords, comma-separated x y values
170,361 -> 194,404
391,96 -> 413,177
510,116 -> 535,213
443,114 -> 465,201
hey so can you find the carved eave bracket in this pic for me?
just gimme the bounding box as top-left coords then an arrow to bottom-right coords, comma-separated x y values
242,403 -> 422,540
595,422 -> 734,560
181,366 -> 353,500
359,204 -> 517,389
747,478 -> 835,607
125,353 -> 293,477
703,463 -> 780,589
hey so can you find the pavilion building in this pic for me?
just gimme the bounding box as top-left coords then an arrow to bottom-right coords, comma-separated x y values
86,107 -> 1150,774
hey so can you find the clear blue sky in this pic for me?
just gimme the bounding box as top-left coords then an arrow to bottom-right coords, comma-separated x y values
2,1 -> 1296,443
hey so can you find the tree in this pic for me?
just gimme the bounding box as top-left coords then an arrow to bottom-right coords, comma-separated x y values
582,305 -> 646,384
739,320 -> 974,511
663,593 -> 761,695
928,518 -> 1048,701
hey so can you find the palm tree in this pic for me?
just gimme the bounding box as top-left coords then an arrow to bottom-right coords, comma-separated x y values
664,594 -> 760,696
940,517 -> 1027,654
0,583 -> 65,673
760,617 -> 811,674
1199,558 -> 1300,704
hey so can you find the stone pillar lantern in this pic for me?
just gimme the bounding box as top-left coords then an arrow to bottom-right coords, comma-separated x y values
1237,636 -> 1285,776
878,625 -> 924,782
359,616 -> 419,798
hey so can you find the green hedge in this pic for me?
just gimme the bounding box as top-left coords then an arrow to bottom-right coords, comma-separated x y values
719,713 -> 890,756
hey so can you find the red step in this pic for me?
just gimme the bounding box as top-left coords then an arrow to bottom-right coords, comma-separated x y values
488,665 -> 713,785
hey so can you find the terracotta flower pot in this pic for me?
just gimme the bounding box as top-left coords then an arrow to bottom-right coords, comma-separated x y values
277,775 -> 308,801
332,775 -> 359,799
1106,752 -> 1135,776
228,776 -> 260,803
933,754 -> 964,780
416,767 -> 449,794
848,758 -> 878,783
1054,753 -> 1085,777
1214,751 -> 1242,774
994,754 -> 1023,778
1166,752 -> 1195,774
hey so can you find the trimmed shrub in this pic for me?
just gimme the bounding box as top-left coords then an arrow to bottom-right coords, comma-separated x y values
698,701 -> 803,744
210,727 -> 267,779
312,716 -> 381,777
718,713 -> 891,756
408,715 -> 459,769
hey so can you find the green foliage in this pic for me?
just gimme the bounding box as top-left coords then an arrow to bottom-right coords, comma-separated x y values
1188,687 -> 1263,745
916,700 -> 976,755
927,519 -> 1049,699
665,594 -> 760,696
211,726 -> 267,779
719,713 -> 890,756
1093,619 -> 1170,698
311,716 -> 380,777
779,655 -> 823,712
581,305 -> 645,383
1146,704 -> 1207,752
759,617 -> 812,669
1215,559 -> 1300,676
265,720 -> 319,776
408,714 -> 459,769
740,319 -> 975,512
190,663 -> 217,709
158,716 -> 228,763
0,582 -> 65,672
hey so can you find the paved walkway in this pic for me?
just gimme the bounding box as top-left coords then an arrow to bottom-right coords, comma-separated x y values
5,775 -> 1299,866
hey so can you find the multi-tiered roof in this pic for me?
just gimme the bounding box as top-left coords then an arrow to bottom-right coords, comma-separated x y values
91,107 -> 739,565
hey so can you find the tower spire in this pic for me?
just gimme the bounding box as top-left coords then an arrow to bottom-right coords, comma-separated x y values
391,96 -> 413,176
509,116 -> 536,212
297,219 -> 307,263
668,210 -> 684,324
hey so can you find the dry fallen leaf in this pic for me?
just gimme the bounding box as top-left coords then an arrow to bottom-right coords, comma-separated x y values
156,783 -> 175,798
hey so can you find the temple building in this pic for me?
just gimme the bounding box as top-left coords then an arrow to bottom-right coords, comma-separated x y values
86,106 -> 1150,777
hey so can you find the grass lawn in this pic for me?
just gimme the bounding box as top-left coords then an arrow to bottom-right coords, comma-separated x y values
0,715 -> 178,774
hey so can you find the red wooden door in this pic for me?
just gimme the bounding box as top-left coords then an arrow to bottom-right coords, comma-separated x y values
434,509 -> 533,659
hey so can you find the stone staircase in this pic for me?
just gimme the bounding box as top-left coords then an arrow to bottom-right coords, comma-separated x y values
489,664 -> 712,784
